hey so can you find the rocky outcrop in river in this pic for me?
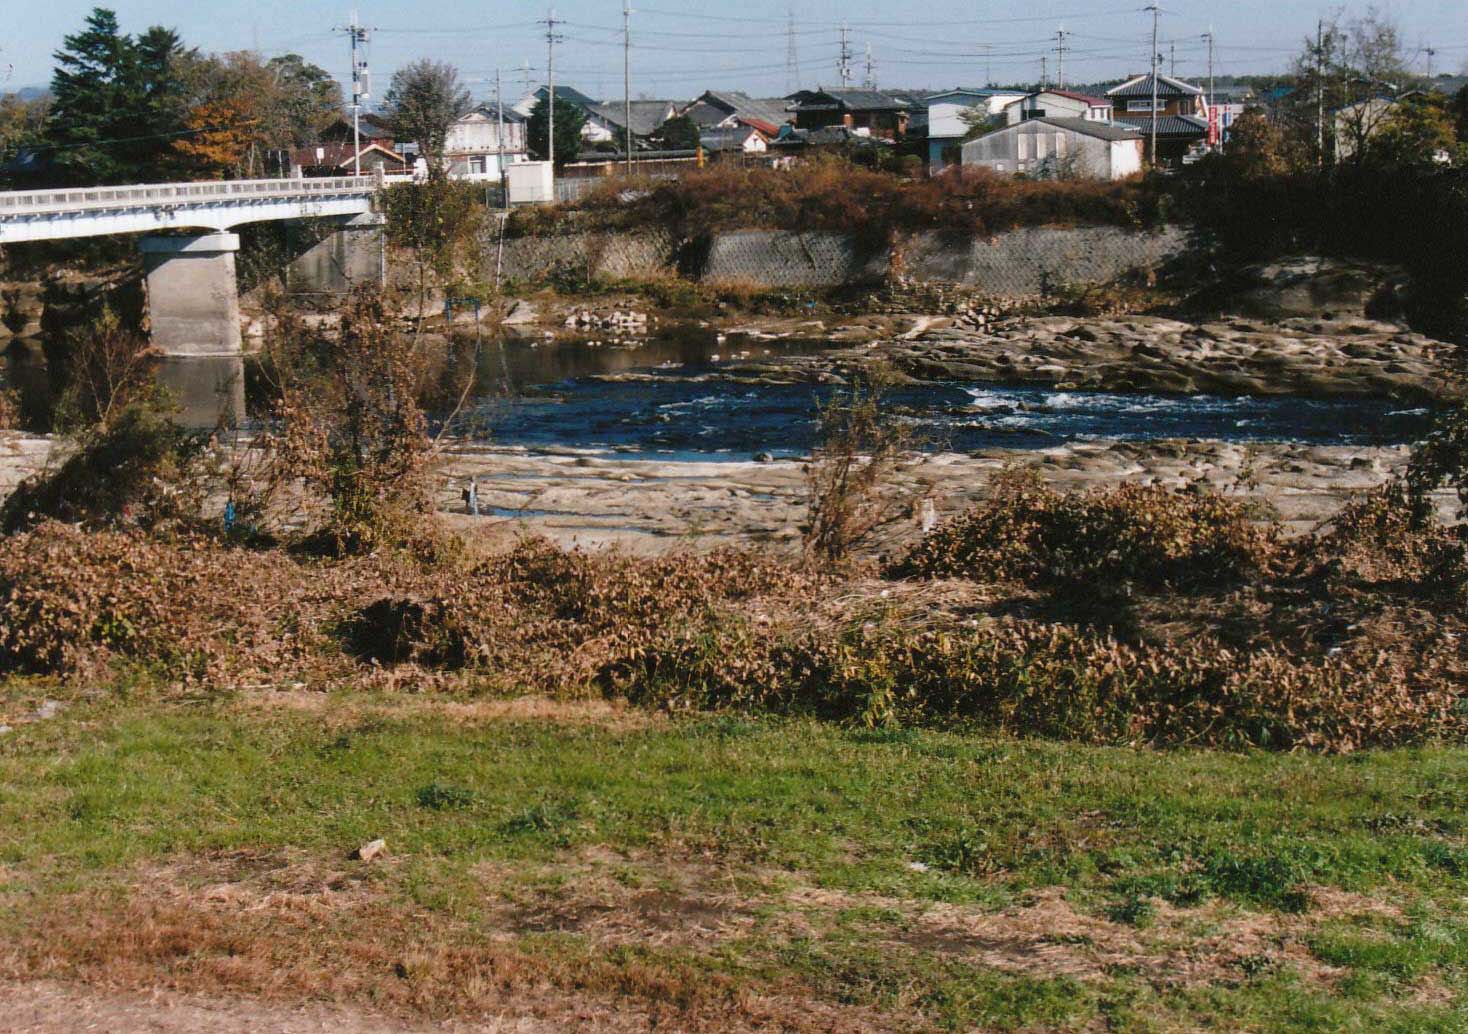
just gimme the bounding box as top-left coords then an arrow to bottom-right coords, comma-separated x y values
715,315 -> 1449,401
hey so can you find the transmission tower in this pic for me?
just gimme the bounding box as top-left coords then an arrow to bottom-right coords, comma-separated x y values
785,5 -> 800,94
1055,26 -> 1068,88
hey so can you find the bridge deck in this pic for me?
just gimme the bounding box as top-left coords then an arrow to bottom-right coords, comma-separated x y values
0,175 -> 380,243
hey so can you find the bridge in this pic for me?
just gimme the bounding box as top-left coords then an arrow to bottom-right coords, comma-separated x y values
0,175 -> 389,426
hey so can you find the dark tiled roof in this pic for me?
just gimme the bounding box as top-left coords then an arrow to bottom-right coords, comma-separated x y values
1031,117 -> 1141,140
1115,113 -> 1209,137
586,101 -> 676,136
1041,89 -> 1110,106
1107,73 -> 1204,98
530,85 -> 600,108
788,88 -> 909,112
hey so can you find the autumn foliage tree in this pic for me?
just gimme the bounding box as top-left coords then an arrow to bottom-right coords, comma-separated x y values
171,96 -> 258,178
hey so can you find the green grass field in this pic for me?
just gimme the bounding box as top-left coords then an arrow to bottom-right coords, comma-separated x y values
2,682 -> 1466,1031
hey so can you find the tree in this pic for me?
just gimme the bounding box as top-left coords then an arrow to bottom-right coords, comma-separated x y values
957,105 -> 1002,142
0,93 -> 51,161
173,51 -> 340,176
44,8 -> 192,184
171,96 -> 258,178
1366,92 -> 1457,167
382,59 -> 471,173
1222,107 -> 1289,177
1448,84 -> 1468,146
526,94 -> 586,167
1281,8 -> 1410,165
654,114 -> 699,151
265,54 -> 342,146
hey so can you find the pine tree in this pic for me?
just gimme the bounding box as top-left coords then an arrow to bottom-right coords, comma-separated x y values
44,8 -> 189,184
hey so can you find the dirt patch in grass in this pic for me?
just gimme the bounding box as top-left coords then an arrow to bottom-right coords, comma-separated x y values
230,690 -> 660,731
0,853 -> 900,1034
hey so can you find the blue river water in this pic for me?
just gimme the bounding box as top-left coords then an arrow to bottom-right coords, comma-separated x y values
464,332 -> 1430,461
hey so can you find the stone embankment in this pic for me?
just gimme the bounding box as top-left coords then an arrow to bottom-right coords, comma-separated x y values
712,315 -> 1448,401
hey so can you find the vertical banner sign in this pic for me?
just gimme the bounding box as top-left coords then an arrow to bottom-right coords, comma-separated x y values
1208,107 -> 1220,147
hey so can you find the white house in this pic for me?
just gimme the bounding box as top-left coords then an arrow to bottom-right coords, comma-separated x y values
1004,90 -> 1113,125
961,117 -> 1143,180
700,125 -> 769,158
926,88 -> 1027,170
444,105 -> 528,176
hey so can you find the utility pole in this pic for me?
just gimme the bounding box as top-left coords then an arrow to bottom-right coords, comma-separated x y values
335,12 -> 372,175
1169,41 -> 1176,77
983,43 -> 992,87
1040,54 -> 1047,90
837,23 -> 853,88
785,5 -> 800,94
863,43 -> 876,89
542,9 -> 563,170
1315,18 -> 1325,165
1055,26 -> 1067,89
1147,3 -> 1160,165
623,0 -> 633,174
496,68 -> 507,208
1425,46 -> 1436,78
1202,29 -> 1215,150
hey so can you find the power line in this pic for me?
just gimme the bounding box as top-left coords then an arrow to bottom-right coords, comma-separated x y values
785,5 -> 800,94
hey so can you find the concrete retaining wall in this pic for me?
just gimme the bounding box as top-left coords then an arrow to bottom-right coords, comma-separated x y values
492,223 -> 1193,298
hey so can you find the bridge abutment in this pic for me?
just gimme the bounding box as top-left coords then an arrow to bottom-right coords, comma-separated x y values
139,233 -> 245,428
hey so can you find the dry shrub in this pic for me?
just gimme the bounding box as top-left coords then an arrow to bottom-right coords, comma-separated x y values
0,402 -> 217,535
270,289 -> 443,557
621,612 -> 1461,752
0,522 -> 332,683
804,363 -> 916,562
525,158 -> 1165,248
888,467 -> 1277,592
0,385 -> 20,430
51,305 -> 160,431
1294,482 -> 1467,598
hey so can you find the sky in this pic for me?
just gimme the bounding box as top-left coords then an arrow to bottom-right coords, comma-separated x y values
3,0 -> 1466,103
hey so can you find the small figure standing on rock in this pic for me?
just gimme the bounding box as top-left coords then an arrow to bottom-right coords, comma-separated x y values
462,478 -> 479,516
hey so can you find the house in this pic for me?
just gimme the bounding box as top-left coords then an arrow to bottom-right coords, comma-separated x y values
319,114 -> 396,150
1106,73 -> 1209,164
699,125 -> 769,159
1003,89 -> 1113,125
926,88 -> 1028,170
1333,91 -> 1456,163
785,88 -> 910,140
290,141 -> 407,177
681,91 -> 791,137
960,117 -> 1143,180
443,104 -> 527,176
582,100 -> 678,150
510,85 -> 600,119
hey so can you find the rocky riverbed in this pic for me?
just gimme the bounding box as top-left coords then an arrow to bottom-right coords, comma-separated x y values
434,439 -> 1445,555
707,314 -> 1450,401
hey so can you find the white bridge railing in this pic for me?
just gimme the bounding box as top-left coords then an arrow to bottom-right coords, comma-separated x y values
0,175 -> 379,217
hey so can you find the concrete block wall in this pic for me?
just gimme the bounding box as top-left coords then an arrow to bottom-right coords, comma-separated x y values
492,223 -> 1193,299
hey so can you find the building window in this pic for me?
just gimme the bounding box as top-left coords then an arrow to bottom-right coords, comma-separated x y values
1017,134 -> 1029,160
469,155 -> 486,174
1127,99 -> 1159,112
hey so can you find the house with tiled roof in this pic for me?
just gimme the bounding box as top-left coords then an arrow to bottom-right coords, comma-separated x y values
681,91 -> 792,137
1004,89 -> 1113,125
785,88 -> 910,140
1106,73 -> 1209,164
583,100 -> 679,149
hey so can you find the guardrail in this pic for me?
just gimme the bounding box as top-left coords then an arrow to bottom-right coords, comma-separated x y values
0,175 -> 380,216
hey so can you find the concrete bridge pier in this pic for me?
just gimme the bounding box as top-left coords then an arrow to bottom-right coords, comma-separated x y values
139,232 -> 245,428
287,212 -> 388,295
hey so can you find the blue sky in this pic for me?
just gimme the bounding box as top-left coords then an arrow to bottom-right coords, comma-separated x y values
4,1 -> 1466,102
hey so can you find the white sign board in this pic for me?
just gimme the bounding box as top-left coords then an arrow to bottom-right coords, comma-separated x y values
507,161 -> 554,205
